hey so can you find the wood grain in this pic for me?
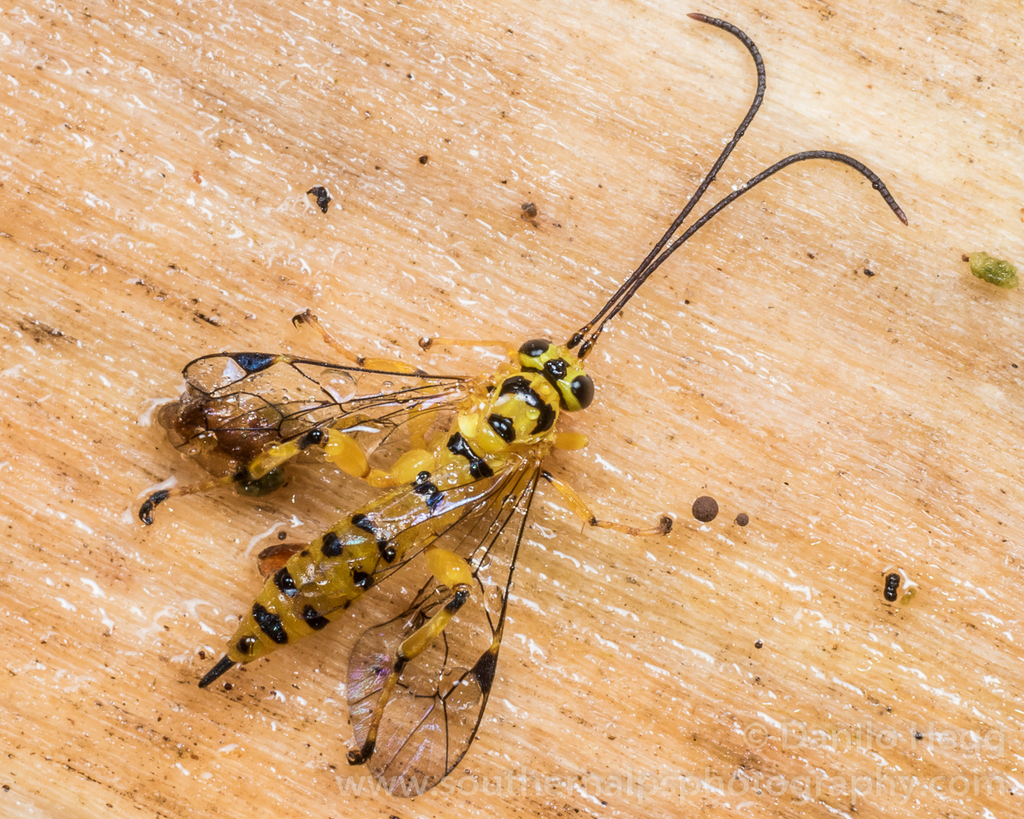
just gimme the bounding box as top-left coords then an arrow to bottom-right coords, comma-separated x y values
1,1 -> 1021,817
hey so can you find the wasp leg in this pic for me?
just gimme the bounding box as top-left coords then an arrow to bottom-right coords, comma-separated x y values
347,546 -> 474,767
139,475 -> 236,525
245,426 -> 372,483
140,428 -> 375,525
293,309 -> 425,374
364,447 -> 436,489
418,335 -> 518,359
541,470 -> 673,536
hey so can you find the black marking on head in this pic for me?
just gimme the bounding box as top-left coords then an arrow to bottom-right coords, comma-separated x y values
352,570 -> 373,591
302,605 -> 330,631
413,479 -> 444,512
232,353 -> 276,374
884,572 -> 901,602
252,603 -> 288,644
299,428 -> 325,449
321,532 -> 343,557
543,357 -> 568,383
487,413 -> 516,443
472,648 -> 499,694
237,635 -> 257,656
274,567 -> 298,597
447,432 -> 494,479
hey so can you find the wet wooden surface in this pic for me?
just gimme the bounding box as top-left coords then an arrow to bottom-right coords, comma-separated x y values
1,1 -> 1021,817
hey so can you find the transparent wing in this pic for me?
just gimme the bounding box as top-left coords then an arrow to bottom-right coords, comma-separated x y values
345,463 -> 542,796
157,351 -> 472,477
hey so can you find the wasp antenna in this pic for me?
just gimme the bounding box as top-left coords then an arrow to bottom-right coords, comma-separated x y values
571,17 -> 907,355
569,14 -> 765,352
198,656 -> 237,688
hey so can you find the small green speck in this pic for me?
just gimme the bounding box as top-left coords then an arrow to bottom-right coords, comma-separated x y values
968,251 -> 1018,289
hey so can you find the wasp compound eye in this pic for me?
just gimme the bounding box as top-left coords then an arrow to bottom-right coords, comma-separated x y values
568,374 -> 594,410
519,339 -> 551,359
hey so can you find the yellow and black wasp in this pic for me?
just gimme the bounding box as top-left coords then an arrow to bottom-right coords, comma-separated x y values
140,15 -> 906,797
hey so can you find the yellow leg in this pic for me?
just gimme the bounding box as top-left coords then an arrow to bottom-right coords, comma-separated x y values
247,427 -> 370,480
139,474 -> 235,524
140,427 -> 374,525
366,447 -> 436,488
541,470 -> 673,536
347,546 -> 473,766
419,335 -> 517,359
293,309 -> 425,374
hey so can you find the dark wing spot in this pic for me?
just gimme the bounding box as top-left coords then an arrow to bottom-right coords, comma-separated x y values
472,648 -> 499,694
232,353 -> 276,374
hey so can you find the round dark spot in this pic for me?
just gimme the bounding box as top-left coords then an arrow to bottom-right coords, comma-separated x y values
237,635 -> 257,655
884,572 -> 901,602
521,201 -> 538,218
418,155 -> 429,164
735,512 -> 749,527
754,639 -> 763,649
278,531 -> 287,541
692,495 -> 719,523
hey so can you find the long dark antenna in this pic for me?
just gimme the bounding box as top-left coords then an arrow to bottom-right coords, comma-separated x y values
569,14 -> 908,359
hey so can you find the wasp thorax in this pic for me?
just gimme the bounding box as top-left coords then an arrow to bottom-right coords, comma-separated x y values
463,371 -> 560,453
517,339 -> 594,411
